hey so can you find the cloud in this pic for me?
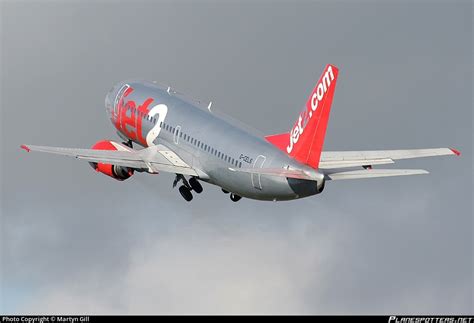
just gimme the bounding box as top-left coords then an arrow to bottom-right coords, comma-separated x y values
17,184 -> 471,314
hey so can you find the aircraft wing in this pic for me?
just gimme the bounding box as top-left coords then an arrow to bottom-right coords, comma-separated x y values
21,144 -> 200,176
319,148 -> 460,169
231,167 -> 430,181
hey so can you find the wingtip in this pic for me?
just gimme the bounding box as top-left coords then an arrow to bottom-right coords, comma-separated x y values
20,144 -> 31,152
450,148 -> 461,156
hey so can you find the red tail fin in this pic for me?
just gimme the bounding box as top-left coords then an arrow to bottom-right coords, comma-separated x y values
266,64 -> 339,169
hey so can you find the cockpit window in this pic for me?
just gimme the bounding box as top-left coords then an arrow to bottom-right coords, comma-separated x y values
114,84 -> 130,113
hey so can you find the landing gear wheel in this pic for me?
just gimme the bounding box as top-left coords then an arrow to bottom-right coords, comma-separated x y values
222,188 -> 230,194
189,177 -> 203,193
179,185 -> 193,202
230,193 -> 242,202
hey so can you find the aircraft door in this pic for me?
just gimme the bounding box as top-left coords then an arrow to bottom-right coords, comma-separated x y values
174,125 -> 181,144
251,155 -> 266,190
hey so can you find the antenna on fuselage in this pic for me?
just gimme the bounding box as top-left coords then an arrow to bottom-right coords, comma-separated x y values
167,86 -> 171,95
207,101 -> 212,112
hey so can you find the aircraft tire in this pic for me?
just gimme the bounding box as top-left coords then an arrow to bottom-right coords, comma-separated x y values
189,177 -> 203,193
230,193 -> 242,202
179,185 -> 193,202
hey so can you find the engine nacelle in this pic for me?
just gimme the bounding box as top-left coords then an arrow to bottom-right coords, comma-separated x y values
89,140 -> 134,181
316,178 -> 325,194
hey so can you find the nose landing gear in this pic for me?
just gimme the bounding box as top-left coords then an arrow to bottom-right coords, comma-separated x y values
221,188 -> 242,202
230,193 -> 242,202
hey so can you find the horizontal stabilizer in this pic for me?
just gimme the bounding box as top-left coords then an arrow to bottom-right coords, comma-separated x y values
319,158 -> 394,169
325,169 -> 429,180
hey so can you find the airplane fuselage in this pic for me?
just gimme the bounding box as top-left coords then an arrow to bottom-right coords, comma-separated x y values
105,80 -> 324,201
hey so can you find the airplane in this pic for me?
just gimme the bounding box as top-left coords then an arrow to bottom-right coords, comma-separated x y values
21,64 -> 460,202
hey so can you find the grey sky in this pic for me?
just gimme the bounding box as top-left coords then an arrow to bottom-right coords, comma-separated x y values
1,0 -> 472,314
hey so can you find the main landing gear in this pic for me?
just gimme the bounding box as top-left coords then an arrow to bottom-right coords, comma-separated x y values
174,174 -> 203,202
179,185 -> 193,201
189,177 -> 203,193
221,188 -> 242,202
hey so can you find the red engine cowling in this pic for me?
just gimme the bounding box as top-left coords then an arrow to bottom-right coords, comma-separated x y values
89,140 -> 134,181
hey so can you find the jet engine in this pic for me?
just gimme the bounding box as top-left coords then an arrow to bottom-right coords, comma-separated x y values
89,140 -> 134,181
316,178 -> 325,194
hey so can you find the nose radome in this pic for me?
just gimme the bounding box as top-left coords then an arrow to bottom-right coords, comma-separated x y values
105,89 -> 113,115
105,83 -> 123,115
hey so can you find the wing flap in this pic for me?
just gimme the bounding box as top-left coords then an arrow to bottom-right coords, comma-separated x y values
326,169 -> 429,180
